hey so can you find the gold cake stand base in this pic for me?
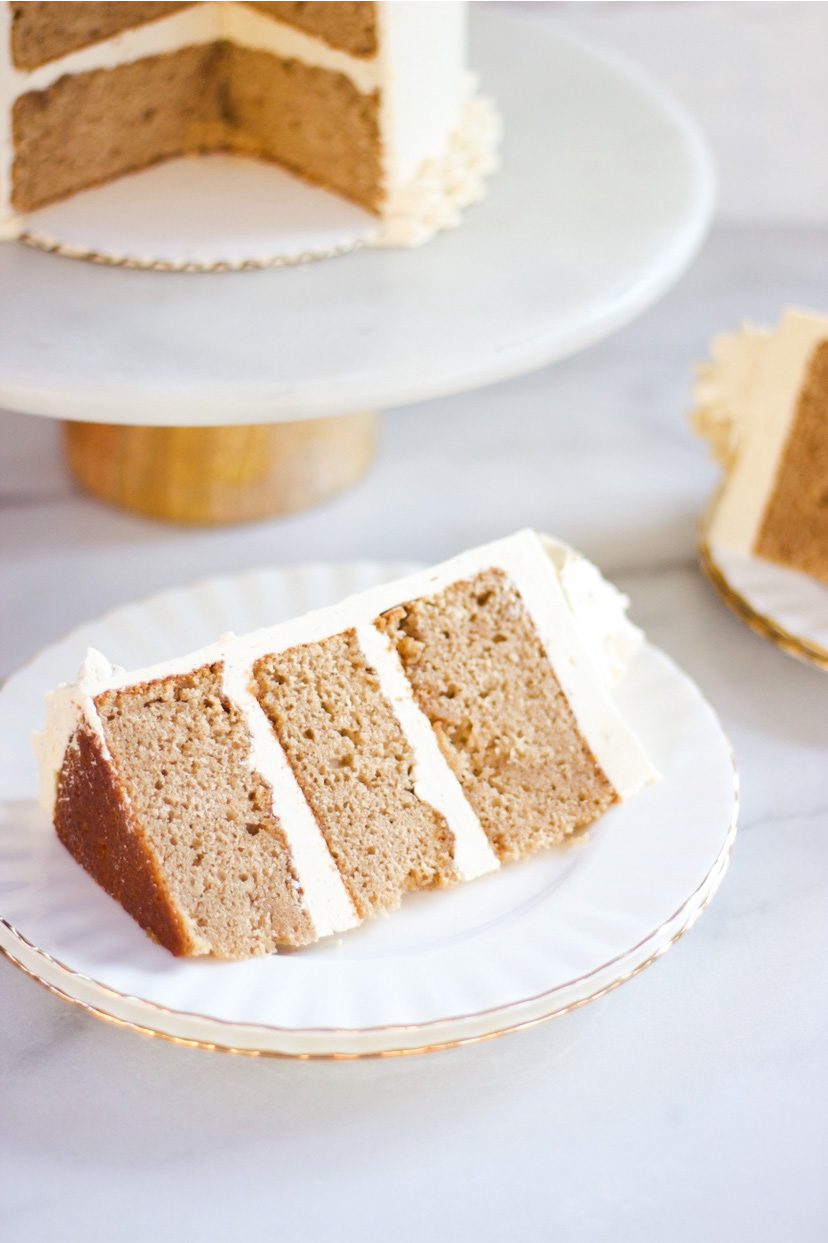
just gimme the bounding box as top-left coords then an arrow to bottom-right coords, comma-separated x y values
63,412 -> 378,525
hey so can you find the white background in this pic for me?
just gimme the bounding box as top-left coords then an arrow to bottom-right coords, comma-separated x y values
1,5 -> 827,1241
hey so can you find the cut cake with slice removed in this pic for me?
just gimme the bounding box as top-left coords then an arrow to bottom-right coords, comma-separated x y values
34,531 -> 658,958
1,1 -> 500,246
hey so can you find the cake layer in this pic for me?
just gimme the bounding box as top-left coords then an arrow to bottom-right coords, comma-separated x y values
355,619 -> 499,882
10,1 -> 192,70
377,569 -> 618,862
83,663 -> 314,957
223,43 -> 381,211
247,2 -> 377,57
12,44 -> 226,213
755,338 -> 828,583
55,724 -> 198,957
253,630 -> 459,920
12,40 -> 381,215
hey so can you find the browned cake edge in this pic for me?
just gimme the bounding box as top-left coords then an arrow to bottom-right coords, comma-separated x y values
92,664 -> 316,958
55,725 -> 199,956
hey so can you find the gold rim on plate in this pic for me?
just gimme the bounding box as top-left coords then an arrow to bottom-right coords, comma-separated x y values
0,762 -> 738,1060
0,854 -> 730,1059
20,231 -> 371,274
698,515 -> 828,672
0,561 -> 740,1061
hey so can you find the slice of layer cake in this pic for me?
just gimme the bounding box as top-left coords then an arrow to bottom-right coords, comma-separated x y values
0,1 -> 499,245
693,308 -> 828,585
34,531 -> 658,958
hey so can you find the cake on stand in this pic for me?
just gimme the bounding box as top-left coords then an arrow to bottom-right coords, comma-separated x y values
0,10 -> 714,524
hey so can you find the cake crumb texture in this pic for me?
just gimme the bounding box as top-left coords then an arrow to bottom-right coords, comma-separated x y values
86,664 -> 314,958
253,630 -> 458,921
246,2 -> 378,57
12,42 -> 382,215
10,2 -> 193,70
223,44 -> 382,211
756,339 -> 828,585
55,725 -> 198,956
11,45 -> 227,213
377,570 -> 619,863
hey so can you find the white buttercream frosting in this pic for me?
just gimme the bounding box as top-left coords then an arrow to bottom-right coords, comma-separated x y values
1,1 -> 498,250
220,651 -> 358,940
355,622 -> 499,883
692,325 -> 772,470
34,532 -> 657,942
541,536 -> 643,687
33,648 -> 120,813
693,309 -> 828,554
379,91 -> 501,247
377,1 -> 468,190
458,537 -> 657,800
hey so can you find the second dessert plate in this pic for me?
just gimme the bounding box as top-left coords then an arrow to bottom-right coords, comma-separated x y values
700,533 -> 828,671
0,562 -> 738,1057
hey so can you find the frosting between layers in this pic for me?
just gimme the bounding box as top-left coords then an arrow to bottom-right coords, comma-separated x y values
221,651 -> 358,939
3,5 -> 381,99
694,310 -> 828,554
34,532 -> 657,940
355,622 -> 499,883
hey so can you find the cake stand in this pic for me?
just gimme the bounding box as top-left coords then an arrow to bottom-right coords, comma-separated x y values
0,9 -> 714,524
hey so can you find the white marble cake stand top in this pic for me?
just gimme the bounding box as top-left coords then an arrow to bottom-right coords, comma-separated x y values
0,8 -> 713,426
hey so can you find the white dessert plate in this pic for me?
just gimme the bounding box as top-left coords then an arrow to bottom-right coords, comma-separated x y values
0,7 -> 713,424
0,561 -> 737,1058
700,538 -> 828,671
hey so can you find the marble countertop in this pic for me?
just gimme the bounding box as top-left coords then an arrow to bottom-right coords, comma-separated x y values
2,222 -> 826,1241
